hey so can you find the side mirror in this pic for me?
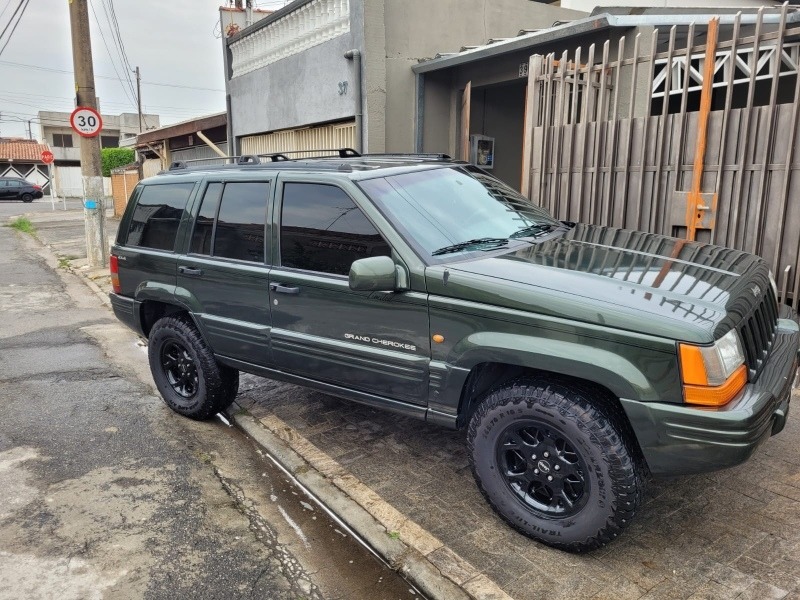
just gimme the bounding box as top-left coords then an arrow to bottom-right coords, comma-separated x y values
349,256 -> 405,292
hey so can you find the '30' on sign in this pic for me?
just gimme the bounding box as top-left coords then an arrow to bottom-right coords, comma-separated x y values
70,107 -> 103,138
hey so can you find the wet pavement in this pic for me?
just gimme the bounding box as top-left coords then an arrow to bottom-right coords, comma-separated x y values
0,202 -> 426,599
12,198 -> 800,600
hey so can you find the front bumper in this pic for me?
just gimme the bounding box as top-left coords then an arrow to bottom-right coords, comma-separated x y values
621,317 -> 798,476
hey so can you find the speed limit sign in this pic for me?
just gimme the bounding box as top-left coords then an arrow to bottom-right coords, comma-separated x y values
70,106 -> 103,138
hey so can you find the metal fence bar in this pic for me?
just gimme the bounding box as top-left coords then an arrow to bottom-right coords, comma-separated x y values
552,50 -> 569,218
752,2 -> 788,256
635,29 -> 659,231
730,7 -> 764,248
590,40 -> 610,223
575,44 -> 596,222
773,50 -> 800,279
712,11 -> 742,246
651,26 -> 677,234
619,33 -> 641,227
603,37 -> 625,225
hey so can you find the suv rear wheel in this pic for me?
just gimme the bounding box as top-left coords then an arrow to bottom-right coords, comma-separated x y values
467,377 -> 644,552
148,315 -> 239,420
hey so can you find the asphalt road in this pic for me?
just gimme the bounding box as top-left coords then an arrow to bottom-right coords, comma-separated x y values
0,206 -> 422,599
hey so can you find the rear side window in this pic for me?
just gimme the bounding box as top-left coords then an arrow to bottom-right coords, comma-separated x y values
280,183 -> 391,276
125,183 -> 194,251
189,182 -> 269,263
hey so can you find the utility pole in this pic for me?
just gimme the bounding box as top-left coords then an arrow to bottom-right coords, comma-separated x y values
135,66 -> 142,133
68,0 -> 106,267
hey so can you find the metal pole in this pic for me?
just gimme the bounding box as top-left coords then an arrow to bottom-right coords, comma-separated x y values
344,49 -> 362,153
48,163 -> 55,211
68,0 -> 106,267
135,66 -> 143,133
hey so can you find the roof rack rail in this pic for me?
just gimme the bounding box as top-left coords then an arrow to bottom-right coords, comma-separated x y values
167,155 -> 260,171
360,152 -> 452,160
257,148 -> 362,161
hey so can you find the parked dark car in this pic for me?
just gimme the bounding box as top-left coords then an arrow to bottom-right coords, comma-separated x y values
109,150 -> 798,552
0,177 -> 43,202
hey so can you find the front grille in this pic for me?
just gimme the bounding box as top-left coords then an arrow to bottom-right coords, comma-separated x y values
739,287 -> 779,380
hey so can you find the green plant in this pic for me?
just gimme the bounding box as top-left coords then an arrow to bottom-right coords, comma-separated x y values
101,147 -> 135,177
387,531 -> 400,540
6,217 -> 34,234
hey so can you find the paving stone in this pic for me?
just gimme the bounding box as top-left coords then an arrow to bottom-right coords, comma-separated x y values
243,375 -> 800,600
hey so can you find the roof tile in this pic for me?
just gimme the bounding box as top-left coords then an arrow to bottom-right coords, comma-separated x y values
0,138 -> 52,162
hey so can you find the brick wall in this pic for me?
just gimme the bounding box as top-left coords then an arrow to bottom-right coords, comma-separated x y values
111,171 -> 139,217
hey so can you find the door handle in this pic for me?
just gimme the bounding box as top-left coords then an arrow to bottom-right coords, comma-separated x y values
270,282 -> 300,295
178,266 -> 204,277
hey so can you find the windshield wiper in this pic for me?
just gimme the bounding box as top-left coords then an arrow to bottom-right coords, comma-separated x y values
509,223 -> 556,239
431,237 -> 509,256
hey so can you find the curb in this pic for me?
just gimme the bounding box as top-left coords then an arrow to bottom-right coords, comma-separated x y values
17,221 -> 513,600
232,406 -> 513,600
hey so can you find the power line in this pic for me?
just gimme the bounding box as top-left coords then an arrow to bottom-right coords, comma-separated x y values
0,0 -> 29,58
88,0 -> 136,108
0,59 -> 226,92
98,0 -> 136,99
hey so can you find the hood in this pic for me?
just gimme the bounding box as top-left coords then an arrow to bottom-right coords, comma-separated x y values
427,224 -> 771,343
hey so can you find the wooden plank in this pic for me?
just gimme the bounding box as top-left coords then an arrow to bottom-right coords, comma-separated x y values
620,34 -> 641,228
521,55 -> 543,198
590,41 -> 610,223
603,37 -> 624,225
552,50 -> 569,218
460,81 -> 471,162
563,46 -> 582,217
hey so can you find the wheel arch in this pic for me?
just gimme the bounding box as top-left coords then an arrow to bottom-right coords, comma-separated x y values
138,299 -> 198,338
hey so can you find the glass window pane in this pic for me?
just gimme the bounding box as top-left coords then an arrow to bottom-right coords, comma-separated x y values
190,183 -> 222,255
125,183 -> 194,250
213,182 -> 268,262
280,183 -> 391,276
359,166 -> 558,258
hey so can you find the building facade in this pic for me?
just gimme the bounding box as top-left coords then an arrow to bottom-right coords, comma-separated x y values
221,0 -> 583,158
38,110 -> 160,167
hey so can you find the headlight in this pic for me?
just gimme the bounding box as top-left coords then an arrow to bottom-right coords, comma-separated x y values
678,329 -> 747,406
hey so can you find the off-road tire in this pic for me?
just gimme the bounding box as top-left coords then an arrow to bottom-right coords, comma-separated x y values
467,376 -> 645,552
148,315 -> 239,420
21,193 -> 33,203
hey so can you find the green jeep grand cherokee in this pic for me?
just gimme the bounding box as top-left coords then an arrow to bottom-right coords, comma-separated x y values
110,151 -> 798,552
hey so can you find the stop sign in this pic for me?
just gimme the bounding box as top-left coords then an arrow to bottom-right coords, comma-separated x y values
41,150 -> 54,164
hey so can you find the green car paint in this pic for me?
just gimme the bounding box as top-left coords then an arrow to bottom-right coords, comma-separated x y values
110,158 -> 798,478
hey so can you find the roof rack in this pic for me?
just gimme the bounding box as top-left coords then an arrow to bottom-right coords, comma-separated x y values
163,148 -> 452,173
168,154 -> 263,171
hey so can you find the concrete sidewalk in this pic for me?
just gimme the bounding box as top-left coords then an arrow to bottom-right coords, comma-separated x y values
13,209 -> 800,600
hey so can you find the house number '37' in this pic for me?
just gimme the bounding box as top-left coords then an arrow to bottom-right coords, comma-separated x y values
338,81 -> 349,95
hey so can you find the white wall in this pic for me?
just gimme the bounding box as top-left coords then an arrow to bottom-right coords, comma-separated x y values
562,0 -> 771,10
53,166 -> 112,198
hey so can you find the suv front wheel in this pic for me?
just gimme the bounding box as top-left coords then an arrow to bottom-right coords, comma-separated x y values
467,377 -> 645,552
148,315 -> 239,420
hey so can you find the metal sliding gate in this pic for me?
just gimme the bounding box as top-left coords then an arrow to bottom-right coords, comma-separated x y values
521,5 -> 800,308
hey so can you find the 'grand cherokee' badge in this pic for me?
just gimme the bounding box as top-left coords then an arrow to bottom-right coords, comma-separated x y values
752,284 -> 762,298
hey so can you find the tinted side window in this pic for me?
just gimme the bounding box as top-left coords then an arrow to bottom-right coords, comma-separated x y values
280,183 -> 391,276
213,182 -> 269,262
125,183 -> 194,251
189,183 -> 223,255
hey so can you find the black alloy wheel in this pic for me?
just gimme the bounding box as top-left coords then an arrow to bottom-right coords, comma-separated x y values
160,340 -> 199,400
497,420 -> 589,517
467,376 -> 645,552
148,315 -> 239,420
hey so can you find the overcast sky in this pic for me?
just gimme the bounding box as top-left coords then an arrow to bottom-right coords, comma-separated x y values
0,0 -> 288,139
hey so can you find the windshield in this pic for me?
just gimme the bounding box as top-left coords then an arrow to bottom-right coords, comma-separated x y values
359,166 -> 560,259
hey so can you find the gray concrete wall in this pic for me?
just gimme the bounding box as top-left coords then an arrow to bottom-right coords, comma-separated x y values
227,32 -> 358,140
468,82 -> 527,188
382,0 -> 586,153
420,27 -> 635,159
